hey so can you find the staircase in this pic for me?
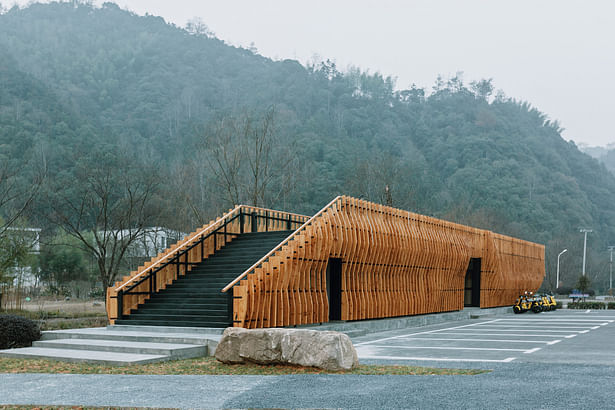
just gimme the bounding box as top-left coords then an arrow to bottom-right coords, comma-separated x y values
0,326 -> 223,365
115,230 -> 293,328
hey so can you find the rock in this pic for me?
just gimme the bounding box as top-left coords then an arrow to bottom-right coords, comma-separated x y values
215,327 -> 359,371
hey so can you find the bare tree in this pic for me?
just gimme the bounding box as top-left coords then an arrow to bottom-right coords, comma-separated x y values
0,154 -> 45,238
343,151 -> 414,209
202,107 -> 298,208
45,153 -> 160,293
185,17 -> 215,38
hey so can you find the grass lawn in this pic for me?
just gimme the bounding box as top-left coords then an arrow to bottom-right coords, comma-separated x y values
0,356 -> 488,375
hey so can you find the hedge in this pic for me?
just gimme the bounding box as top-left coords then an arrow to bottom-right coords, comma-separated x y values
0,314 -> 41,349
568,301 -> 606,310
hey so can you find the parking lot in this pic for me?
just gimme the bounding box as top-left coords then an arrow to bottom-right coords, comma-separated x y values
354,310 -> 615,365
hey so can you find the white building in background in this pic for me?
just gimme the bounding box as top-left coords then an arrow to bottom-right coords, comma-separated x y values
113,227 -> 185,260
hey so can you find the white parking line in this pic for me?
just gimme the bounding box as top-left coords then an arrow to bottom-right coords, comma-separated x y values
524,347 -> 542,354
357,355 -> 517,363
441,328 -> 582,334
427,331 -> 572,338
399,337 -> 558,344
528,316 -> 614,320
472,325 -> 594,329
354,319 -> 500,346
497,319 -> 612,323
374,345 -> 531,352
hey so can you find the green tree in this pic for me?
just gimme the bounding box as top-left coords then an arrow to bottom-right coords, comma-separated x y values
39,232 -> 92,295
575,275 -> 591,294
0,221 -> 36,309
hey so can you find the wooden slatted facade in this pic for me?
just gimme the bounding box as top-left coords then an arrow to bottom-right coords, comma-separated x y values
223,196 -> 544,328
107,196 -> 544,327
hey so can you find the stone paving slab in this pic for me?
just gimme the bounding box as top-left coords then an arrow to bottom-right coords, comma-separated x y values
44,327 -> 223,343
42,327 -> 222,355
0,347 -> 168,365
34,338 -> 206,357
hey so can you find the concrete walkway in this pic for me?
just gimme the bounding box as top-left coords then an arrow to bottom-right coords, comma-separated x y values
1,363 -> 614,409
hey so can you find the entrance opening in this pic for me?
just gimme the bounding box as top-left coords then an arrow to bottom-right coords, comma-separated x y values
326,258 -> 342,320
464,258 -> 481,307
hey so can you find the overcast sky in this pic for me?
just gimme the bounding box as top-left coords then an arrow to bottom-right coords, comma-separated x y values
13,0 -> 615,147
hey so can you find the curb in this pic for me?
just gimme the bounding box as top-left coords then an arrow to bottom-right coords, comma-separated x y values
299,306 -> 512,338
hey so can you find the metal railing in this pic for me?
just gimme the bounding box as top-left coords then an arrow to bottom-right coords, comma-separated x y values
222,196 -> 342,293
109,206 -> 308,321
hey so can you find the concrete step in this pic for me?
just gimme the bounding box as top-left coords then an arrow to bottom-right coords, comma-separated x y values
114,319 -> 230,328
0,347 -> 169,365
0,326 -> 223,366
42,326 -> 222,346
108,324 -> 225,335
33,338 -> 206,358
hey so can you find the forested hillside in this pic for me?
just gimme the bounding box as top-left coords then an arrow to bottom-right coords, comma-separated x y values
1,1 -> 614,291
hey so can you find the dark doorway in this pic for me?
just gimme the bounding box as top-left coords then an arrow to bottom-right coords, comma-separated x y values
464,258 -> 481,307
326,258 -> 342,320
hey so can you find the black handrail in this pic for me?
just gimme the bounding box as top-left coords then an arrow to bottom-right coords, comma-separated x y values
116,209 -> 303,321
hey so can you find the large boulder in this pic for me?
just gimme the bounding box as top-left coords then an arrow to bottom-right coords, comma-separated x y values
215,327 -> 359,371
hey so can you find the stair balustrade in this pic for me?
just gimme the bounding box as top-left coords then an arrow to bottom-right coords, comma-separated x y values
106,206 -> 309,324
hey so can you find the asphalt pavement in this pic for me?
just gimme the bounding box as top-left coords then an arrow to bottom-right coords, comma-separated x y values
2,310 -> 615,409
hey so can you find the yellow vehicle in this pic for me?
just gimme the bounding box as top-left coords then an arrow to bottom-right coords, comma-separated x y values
513,292 -> 542,314
549,294 -> 557,310
538,293 -> 557,311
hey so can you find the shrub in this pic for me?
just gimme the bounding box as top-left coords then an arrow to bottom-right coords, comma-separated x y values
568,301 -> 605,310
88,287 -> 105,299
608,302 -> 615,310
555,301 -> 563,309
0,314 -> 41,349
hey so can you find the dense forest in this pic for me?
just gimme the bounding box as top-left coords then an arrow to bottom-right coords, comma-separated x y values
1,1 -> 614,295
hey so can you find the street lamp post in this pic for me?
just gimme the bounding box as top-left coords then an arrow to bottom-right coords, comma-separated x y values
580,229 -> 592,276
557,249 -> 567,289
608,246 -> 614,292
